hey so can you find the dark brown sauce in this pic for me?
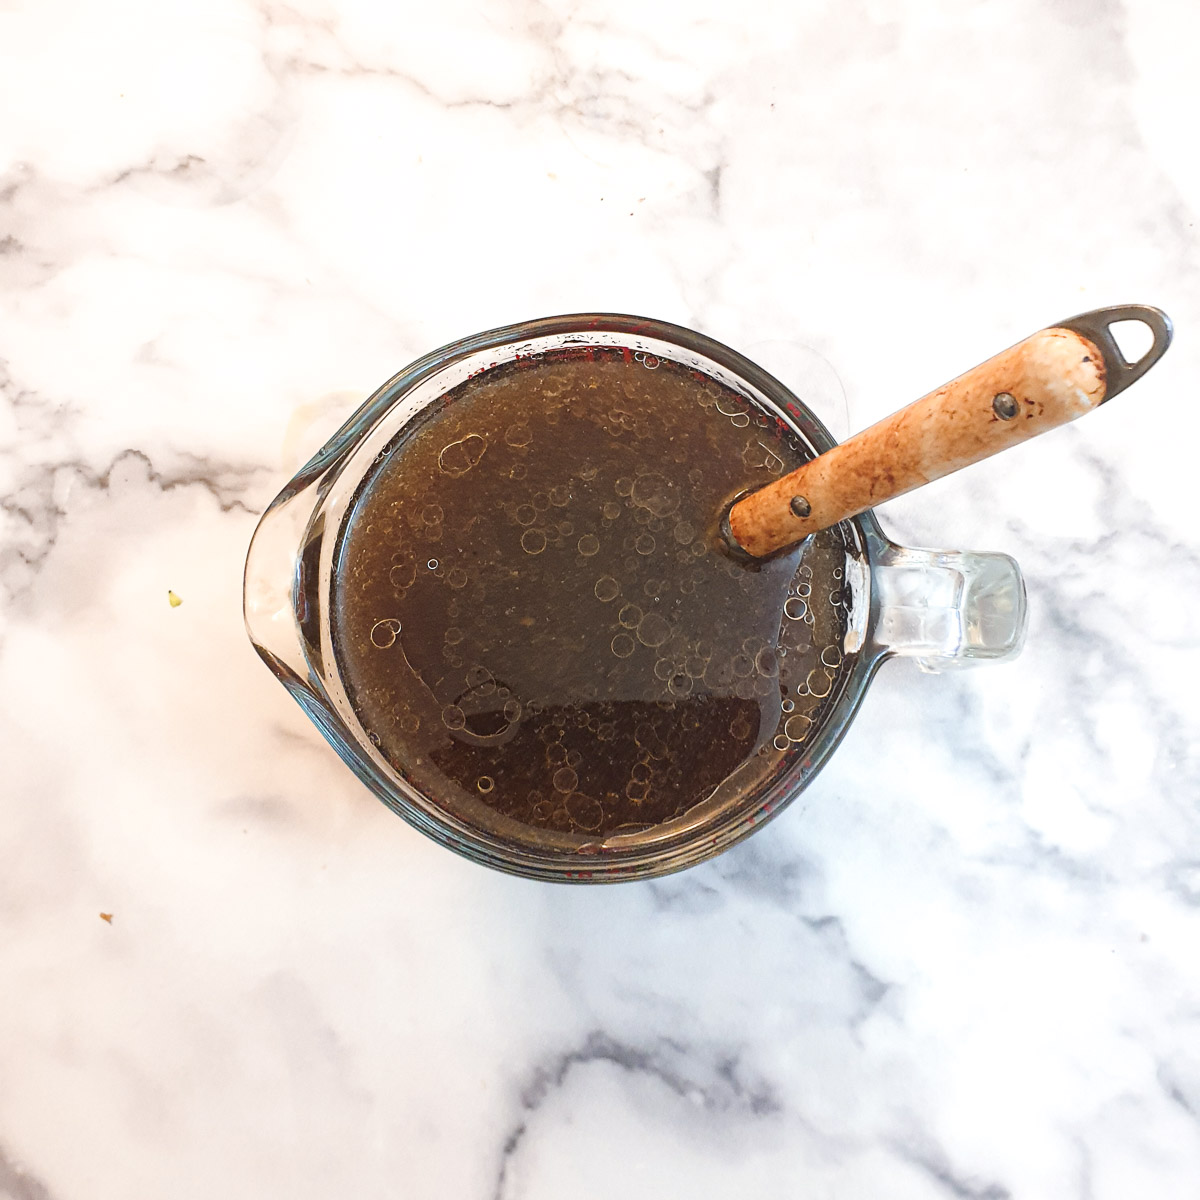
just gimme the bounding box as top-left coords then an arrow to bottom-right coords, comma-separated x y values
332,348 -> 851,847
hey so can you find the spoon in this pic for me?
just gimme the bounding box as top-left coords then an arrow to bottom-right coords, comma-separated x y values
724,304 -> 1173,558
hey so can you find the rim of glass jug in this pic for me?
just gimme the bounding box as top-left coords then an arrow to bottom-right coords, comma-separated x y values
247,313 -> 894,882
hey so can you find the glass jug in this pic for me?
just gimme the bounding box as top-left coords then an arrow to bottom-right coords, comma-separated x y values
244,315 -> 1025,881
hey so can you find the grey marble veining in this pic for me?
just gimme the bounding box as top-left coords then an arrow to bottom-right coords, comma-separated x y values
2,1 -> 1199,1197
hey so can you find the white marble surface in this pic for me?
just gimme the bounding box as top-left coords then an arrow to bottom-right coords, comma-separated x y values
3,1 -> 1199,1196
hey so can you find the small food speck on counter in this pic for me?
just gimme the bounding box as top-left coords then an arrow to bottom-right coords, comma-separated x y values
168,591 -> 182,607
99,912 -> 113,924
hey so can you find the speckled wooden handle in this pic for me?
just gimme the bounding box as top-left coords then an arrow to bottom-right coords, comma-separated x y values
727,306 -> 1172,559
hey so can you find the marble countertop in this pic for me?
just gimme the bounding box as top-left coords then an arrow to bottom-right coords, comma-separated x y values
3,1 -> 1199,1196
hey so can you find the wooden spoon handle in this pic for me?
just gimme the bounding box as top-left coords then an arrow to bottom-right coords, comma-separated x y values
726,305 -> 1172,559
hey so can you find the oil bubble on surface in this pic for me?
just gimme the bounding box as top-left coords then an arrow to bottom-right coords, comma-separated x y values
477,775 -> 495,793
553,767 -> 578,793
438,433 -> 487,476
784,714 -> 813,742
466,664 -> 492,688
611,633 -> 636,658
577,533 -> 601,557
504,423 -> 532,447
635,534 -> 656,555
566,792 -> 604,830
667,672 -> 693,698
390,561 -> 416,589
521,529 -> 547,555
594,575 -> 620,602
740,442 -> 783,473
636,612 -> 671,648
619,603 -> 643,629
515,504 -> 537,525
807,669 -> 833,698
602,501 -> 621,520
631,473 -> 679,518
369,618 -> 401,648
441,705 -> 466,731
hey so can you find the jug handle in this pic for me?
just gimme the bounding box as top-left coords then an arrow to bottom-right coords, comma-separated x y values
869,542 -> 1027,672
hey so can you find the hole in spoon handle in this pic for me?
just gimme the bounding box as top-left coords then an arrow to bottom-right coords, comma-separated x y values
1055,304 -> 1173,400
